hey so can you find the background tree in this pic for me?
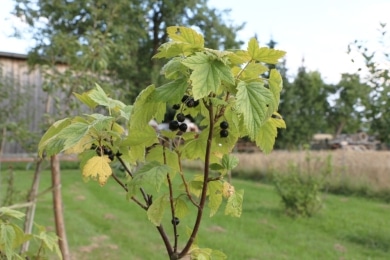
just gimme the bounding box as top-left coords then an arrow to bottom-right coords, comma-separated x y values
14,0 -> 244,103
277,64 -> 331,149
327,73 -> 370,136
348,23 -> 390,145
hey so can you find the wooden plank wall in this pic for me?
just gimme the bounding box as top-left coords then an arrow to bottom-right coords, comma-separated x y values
0,52 -> 47,154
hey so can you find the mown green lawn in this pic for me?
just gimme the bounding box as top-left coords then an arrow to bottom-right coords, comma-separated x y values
1,168 -> 390,260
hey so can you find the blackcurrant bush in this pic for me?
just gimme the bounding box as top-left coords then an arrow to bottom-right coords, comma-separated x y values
220,121 -> 229,129
220,129 -> 229,138
171,217 -> 180,225
179,123 -> 188,132
169,120 -> 180,131
181,95 -> 189,103
176,113 -> 185,122
172,104 -> 180,110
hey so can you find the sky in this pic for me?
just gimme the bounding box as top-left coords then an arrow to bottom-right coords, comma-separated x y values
1,0 -> 390,84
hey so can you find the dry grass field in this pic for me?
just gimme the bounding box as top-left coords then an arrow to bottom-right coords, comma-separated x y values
233,150 -> 390,198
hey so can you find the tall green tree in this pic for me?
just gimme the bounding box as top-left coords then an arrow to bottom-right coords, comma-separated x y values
13,0 -> 244,103
348,23 -> 390,144
327,73 -> 370,136
278,65 -> 331,149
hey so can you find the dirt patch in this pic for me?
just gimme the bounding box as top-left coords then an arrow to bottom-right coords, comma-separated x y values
72,235 -> 119,260
207,225 -> 226,233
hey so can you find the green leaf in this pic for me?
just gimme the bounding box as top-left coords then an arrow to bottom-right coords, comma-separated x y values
34,224 -> 62,258
182,130 -> 208,160
268,69 -> 283,109
153,42 -> 195,59
38,118 -> 71,157
74,91 -> 98,109
188,174 -> 204,197
167,26 -> 204,47
128,161 -> 170,194
146,145 -> 180,173
247,38 -> 286,64
0,223 -> 15,257
236,81 -> 275,140
241,62 -> 269,80
182,52 -> 234,100
208,181 -> 223,217
160,57 -> 188,79
225,189 -> 244,217
119,105 -> 133,121
174,197 -> 189,219
147,194 -> 168,226
221,154 -> 239,171
129,85 -> 166,129
0,207 -> 25,220
57,122 -> 90,152
255,47 -> 286,64
152,76 -> 188,104
124,126 -> 158,147
255,115 -> 286,154
88,83 -> 110,107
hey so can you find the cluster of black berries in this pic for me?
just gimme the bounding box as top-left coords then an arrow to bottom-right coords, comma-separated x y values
169,112 -> 188,132
91,144 -> 121,161
172,95 -> 200,110
170,95 -> 200,132
219,121 -> 229,138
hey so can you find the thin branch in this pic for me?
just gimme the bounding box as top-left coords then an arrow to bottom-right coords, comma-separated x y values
110,172 -> 148,210
179,99 -> 214,258
116,154 -> 152,207
156,225 -> 174,257
116,155 -> 133,178
167,172 -> 178,252
161,145 -> 178,253
177,152 -> 199,208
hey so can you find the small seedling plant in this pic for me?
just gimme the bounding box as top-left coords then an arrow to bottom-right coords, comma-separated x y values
38,26 -> 286,259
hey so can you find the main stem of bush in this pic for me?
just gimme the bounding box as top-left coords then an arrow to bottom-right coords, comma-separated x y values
178,100 -> 214,259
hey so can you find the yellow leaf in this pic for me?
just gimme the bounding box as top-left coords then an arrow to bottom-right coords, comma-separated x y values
82,156 -> 112,186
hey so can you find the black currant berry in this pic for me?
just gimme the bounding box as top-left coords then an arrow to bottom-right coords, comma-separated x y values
220,129 -> 229,138
193,100 -> 200,107
171,217 -> 180,225
103,147 -> 113,156
176,113 -> 185,122
181,95 -> 189,103
186,98 -> 195,107
172,104 -> 181,110
108,154 -> 115,161
169,120 -> 180,131
179,123 -> 188,132
90,144 -> 97,150
220,121 -> 229,129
